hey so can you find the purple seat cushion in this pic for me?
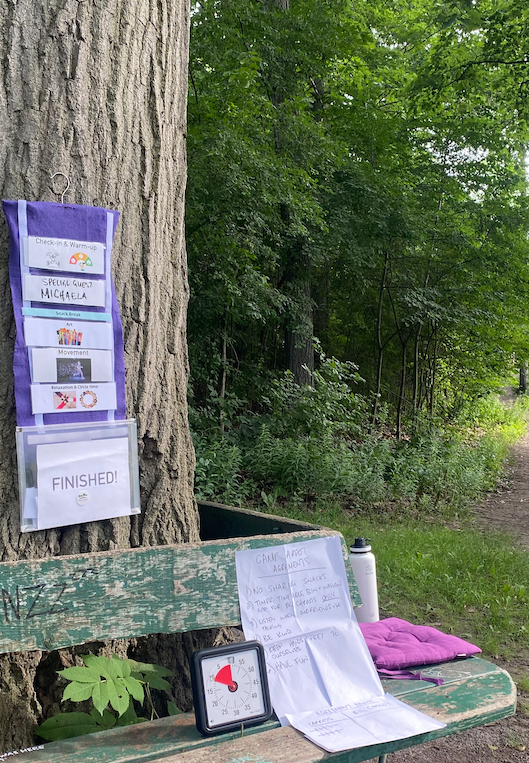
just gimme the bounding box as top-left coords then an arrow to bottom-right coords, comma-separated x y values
359,617 -> 481,670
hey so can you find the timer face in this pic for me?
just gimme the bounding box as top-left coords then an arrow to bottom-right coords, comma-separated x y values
191,641 -> 273,736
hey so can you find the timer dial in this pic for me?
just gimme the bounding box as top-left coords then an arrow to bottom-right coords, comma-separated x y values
191,641 -> 273,736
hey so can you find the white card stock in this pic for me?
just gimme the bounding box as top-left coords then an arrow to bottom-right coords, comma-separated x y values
31,347 -> 112,383
30,383 -> 117,414
235,537 -> 445,752
25,235 -> 105,275
24,317 -> 113,349
36,437 -> 131,529
23,273 -> 106,308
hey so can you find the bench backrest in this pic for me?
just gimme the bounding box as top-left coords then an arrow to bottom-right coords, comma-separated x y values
0,504 -> 360,654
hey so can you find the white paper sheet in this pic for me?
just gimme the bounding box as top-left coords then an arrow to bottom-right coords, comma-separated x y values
235,537 -> 445,751
286,694 -> 444,753
36,437 -> 132,529
30,383 -> 117,414
24,316 -> 113,349
23,274 -> 106,308
24,235 -> 105,275
31,347 -> 112,383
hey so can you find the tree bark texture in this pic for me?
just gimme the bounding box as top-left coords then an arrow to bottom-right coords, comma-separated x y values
0,0 -> 199,750
285,317 -> 314,386
281,230 -> 314,385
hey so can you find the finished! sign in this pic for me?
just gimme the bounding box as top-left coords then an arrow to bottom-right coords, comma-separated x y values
36,437 -> 131,530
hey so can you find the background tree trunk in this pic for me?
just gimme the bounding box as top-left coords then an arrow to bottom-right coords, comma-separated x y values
519,363 -> 528,394
280,226 -> 314,385
0,0 -> 198,750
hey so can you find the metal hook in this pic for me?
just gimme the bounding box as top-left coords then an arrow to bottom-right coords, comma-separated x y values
50,172 -> 71,204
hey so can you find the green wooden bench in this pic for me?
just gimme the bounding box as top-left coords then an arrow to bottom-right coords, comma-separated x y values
1,501 -> 516,763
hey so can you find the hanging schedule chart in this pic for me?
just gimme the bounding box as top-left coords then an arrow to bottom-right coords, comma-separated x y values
3,200 -> 127,425
3,199 -> 139,533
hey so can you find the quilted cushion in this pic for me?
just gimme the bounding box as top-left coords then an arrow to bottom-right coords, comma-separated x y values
359,617 -> 481,670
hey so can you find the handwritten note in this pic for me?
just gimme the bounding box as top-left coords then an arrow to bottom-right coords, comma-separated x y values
237,537 -> 380,721
286,694 -> 445,753
23,273 -> 106,308
235,537 -> 445,751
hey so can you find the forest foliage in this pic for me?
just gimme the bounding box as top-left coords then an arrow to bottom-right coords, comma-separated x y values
186,0 -> 529,509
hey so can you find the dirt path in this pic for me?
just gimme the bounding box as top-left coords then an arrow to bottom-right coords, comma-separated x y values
475,432 -> 529,549
386,432 -> 529,763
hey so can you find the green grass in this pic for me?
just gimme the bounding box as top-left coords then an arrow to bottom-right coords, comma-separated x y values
516,675 -> 529,694
195,388 -> 529,659
265,501 -> 529,659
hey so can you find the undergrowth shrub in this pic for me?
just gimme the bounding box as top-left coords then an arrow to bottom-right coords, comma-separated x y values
264,351 -> 371,441
246,427 -> 388,501
192,433 -> 252,505
454,391 -> 529,435
191,372 -> 529,515
386,429 -> 476,505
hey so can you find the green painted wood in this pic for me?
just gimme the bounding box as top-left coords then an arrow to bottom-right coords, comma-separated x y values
0,504 -> 514,763
379,655 -> 502,696
0,526 -> 360,654
18,658 -> 515,763
197,501 -> 321,541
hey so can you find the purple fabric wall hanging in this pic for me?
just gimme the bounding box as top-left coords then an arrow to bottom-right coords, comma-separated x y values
3,200 -> 126,426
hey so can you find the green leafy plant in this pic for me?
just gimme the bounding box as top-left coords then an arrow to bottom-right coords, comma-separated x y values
192,431 -> 254,505
36,654 -> 180,742
264,349 -> 368,442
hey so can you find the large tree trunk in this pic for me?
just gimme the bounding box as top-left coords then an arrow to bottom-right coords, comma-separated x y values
0,0 -> 198,750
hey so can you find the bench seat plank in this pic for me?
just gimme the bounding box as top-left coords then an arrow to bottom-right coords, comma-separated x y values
19,657 -> 515,763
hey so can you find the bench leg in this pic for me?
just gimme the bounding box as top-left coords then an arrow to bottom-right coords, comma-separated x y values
378,756 -> 388,763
